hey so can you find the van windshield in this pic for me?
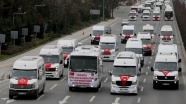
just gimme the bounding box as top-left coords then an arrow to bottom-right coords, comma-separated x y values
143,13 -> 150,15
130,13 -> 136,16
154,13 -> 160,15
70,56 -> 97,72
12,69 -> 37,79
142,39 -> 151,44
165,11 -> 173,17
126,48 -> 143,54
100,43 -> 115,50
123,30 -> 133,35
93,30 -> 104,36
113,66 -> 136,76
63,47 -> 73,54
143,30 -> 154,34
155,62 -> 177,71
40,55 -> 60,64
161,31 -> 172,36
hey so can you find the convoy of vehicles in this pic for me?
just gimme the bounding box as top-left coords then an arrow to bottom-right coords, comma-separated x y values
7,0 -> 183,100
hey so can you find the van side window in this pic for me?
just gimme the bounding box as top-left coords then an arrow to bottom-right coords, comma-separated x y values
38,66 -> 43,78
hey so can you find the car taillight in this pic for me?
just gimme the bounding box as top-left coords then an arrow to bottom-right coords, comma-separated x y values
146,44 -> 152,50
94,35 -> 100,40
103,49 -> 111,55
63,53 -> 68,60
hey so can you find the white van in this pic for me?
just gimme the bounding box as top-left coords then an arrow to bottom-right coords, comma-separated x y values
159,25 -> 174,44
90,25 -> 105,44
109,51 -> 140,95
142,10 -> 151,21
164,7 -> 173,21
155,2 -> 163,10
137,32 -> 153,56
154,7 -> 161,12
57,39 -> 78,67
68,45 -> 103,91
9,56 -> 46,99
151,52 -> 182,89
99,34 -> 118,61
131,5 -> 138,12
125,38 -> 144,67
142,7 -> 151,12
129,10 -> 138,21
153,10 -> 161,21
39,45 -> 64,79
142,24 -> 155,39
120,25 -> 136,43
158,44 -> 181,62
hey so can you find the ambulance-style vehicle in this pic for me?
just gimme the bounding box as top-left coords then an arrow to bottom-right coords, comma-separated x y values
155,2 -> 163,10
130,5 -> 138,12
57,39 -> 78,67
151,52 -> 182,89
159,25 -> 174,44
109,51 -> 140,95
142,24 -> 155,39
120,25 -> 136,44
142,10 -> 151,21
9,56 -> 46,99
125,38 -> 144,67
68,45 -> 103,91
90,25 -> 106,44
164,7 -> 173,21
158,44 -> 181,62
129,10 -> 138,21
153,10 -> 161,21
137,32 -> 153,56
99,34 -> 118,61
39,45 -> 64,79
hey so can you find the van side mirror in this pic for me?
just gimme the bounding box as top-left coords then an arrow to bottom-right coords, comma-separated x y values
120,33 -> 122,36
90,34 -> 92,36
179,68 -> 182,72
178,59 -> 181,63
108,71 -> 112,76
137,73 -> 141,76
173,34 -> 175,36
60,60 -> 63,64
151,67 -> 154,71
8,74 -> 11,79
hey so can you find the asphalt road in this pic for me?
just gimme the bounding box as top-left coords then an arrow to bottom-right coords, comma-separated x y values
0,2 -> 186,104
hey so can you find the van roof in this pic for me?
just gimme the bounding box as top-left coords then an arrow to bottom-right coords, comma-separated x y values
137,32 -> 151,39
161,25 -> 172,31
39,45 -> 62,55
71,45 -> 100,56
116,51 -> 136,59
122,25 -> 134,30
13,56 -> 44,69
100,34 -> 117,43
114,58 -> 136,66
57,39 -> 77,47
155,52 -> 177,62
126,38 -> 143,48
158,44 -> 177,53
93,25 -> 105,30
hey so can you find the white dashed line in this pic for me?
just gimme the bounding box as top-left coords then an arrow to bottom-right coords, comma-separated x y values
149,61 -> 151,64
37,94 -> 45,100
143,79 -> 146,83
89,96 -> 95,102
50,84 -> 57,90
147,66 -> 150,69
150,57 -> 152,59
104,78 -> 108,82
137,97 -> 141,103
141,87 -> 144,92
61,77 -> 67,81
146,72 -> 148,75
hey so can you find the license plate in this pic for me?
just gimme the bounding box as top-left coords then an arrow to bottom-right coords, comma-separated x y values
80,86 -> 86,88
104,56 -> 109,58
18,92 -> 26,95
163,83 -> 170,85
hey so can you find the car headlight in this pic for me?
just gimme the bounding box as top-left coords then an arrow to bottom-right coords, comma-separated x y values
9,82 -> 14,88
132,80 -> 137,85
56,66 -> 58,71
31,82 -> 36,89
112,80 -> 116,84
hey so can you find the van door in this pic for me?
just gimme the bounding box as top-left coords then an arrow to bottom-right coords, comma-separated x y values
60,52 -> 64,75
98,57 -> 103,83
38,66 -> 44,92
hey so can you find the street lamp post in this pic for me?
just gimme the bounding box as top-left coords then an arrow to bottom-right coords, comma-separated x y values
13,12 -> 26,26
103,0 -> 105,20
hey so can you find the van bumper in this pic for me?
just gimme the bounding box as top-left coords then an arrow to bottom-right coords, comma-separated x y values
111,84 -> 138,94
9,89 -> 37,96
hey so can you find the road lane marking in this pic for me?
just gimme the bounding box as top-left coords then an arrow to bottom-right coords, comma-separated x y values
140,87 -> 144,92
146,72 -> 148,75
137,97 -> 141,103
37,94 -> 45,100
89,96 -> 95,102
149,61 -> 151,64
143,79 -> 146,83
147,66 -> 150,69
61,77 -> 67,81
59,96 -> 70,104
112,97 -> 120,104
50,84 -> 57,90
104,78 -> 108,82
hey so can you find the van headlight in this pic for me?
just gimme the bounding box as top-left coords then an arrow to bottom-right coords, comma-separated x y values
56,66 -> 58,71
175,74 -> 178,80
9,82 -> 14,88
153,73 -> 158,79
112,80 -> 116,84
132,80 -> 137,85
31,82 -> 36,89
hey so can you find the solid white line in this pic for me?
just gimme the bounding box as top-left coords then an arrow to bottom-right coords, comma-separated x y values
140,87 -> 144,92
104,78 -> 108,82
61,77 -> 67,81
89,96 -> 95,102
137,97 -> 141,103
150,57 -> 152,59
143,79 -> 146,83
50,84 -> 57,90
146,72 -> 148,75
37,94 -> 45,100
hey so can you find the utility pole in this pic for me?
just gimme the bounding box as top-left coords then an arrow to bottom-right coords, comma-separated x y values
103,0 -> 105,20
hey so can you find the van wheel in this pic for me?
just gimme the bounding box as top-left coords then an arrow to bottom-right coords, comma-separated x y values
153,81 -> 157,89
9,94 -> 13,99
34,89 -> 39,99
69,87 -> 73,91
91,41 -> 94,45
174,82 -> 179,90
